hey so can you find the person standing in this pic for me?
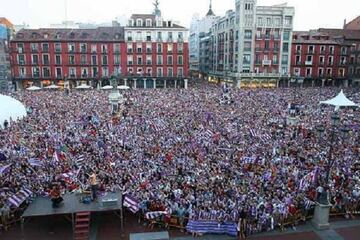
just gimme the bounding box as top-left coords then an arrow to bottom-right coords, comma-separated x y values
89,171 -> 98,201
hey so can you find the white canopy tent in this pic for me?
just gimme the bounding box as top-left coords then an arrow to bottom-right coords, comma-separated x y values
101,85 -> 113,90
0,94 -> 27,128
44,84 -> 60,90
320,90 -> 359,110
75,84 -> 92,90
117,85 -> 130,90
26,86 -> 41,91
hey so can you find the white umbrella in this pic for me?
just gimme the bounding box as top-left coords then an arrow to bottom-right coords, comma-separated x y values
101,85 -> 113,90
320,90 -> 359,110
117,85 -> 130,90
44,84 -> 60,89
75,84 -> 92,90
0,94 -> 27,127
26,86 -> 41,91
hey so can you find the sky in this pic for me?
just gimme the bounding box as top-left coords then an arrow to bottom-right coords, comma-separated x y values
0,0 -> 359,31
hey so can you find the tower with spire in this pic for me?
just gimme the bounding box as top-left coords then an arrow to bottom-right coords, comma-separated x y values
153,0 -> 161,17
206,0 -> 215,17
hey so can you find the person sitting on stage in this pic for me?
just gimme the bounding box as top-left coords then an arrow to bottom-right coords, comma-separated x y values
50,185 -> 63,208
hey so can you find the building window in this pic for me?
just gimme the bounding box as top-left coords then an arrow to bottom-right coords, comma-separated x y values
19,67 -> 26,77
136,31 -> 142,41
146,43 -> 152,53
42,54 -> 49,65
69,68 -> 76,78
306,68 -> 312,77
32,67 -> 40,78
282,55 -> 289,64
114,43 -> 121,53
55,55 -> 61,65
177,68 -> 183,77
18,54 -> 25,65
101,44 -> 107,53
42,43 -> 49,52
102,55 -> 108,65
296,45 -> 301,53
146,55 -> 152,65
31,43 -> 38,52
137,43 -> 142,53
157,68 -> 163,77
102,67 -> 109,77
127,31 -> 133,41
69,55 -> 75,65
127,55 -> 133,65
136,19 -> 143,27
283,43 -> 289,52
92,67 -> 98,77
137,56 -> 142,65
329,46 -> 334,54
53,43 -> 61,52
90,44 -> 97,53
68,43 -> 75,53
146,32 -> 152,42
178,32 -> 183,42
243,54 -> 251,64
319,56 -> 325,64
266,18 -> 271,26
328,56 -> 334,65
157,32 -> 162,41
17,43 -> 24,53
157,43 -> 162,53
283,31 -> 290,41
244,30 -> 252,39
167,68 -> 173,77
56,67 -> 62,78
167,43 -> 173,53
80,43 -> 87,53
168,32 -> 173,42
285,16 -> 292,26
178,56 -> 183,65
127,43 -> 133,53
127,67 -> 133,75
81,68 -> 88,77
81,55 -> 87,65
146,19 -> 152,27
167,55 -> 173,65
31,54 -> 39,65
157,55 -> 163,65
114,55 -> 120,65
318,68 -> 324,77
326,68 -> 332,76
91,55 -> 97,65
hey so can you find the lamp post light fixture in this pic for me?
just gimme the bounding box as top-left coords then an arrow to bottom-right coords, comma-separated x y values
108,75 -> 121,115
312,111 -> 350,229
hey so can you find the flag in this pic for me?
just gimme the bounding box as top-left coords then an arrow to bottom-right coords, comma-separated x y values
8,189 -> 32,207
0,164 -> 11,175
76,155 -> 85,167
53,152 -> 59,162
28,158 -> 43,167
124,195 -> 139,213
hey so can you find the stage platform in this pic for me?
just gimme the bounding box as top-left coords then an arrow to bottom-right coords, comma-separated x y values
23,191 -> 122,218
130,231 -> 169,240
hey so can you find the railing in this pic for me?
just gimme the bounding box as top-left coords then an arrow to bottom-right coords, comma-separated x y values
305,61 -> 313,65
262,60 -> 272,66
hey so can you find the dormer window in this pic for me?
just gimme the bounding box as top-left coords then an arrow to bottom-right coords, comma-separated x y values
136,19 -> 143,27
44,33 -> 48,39
69,32 -> 75,39
55,33 -> 61,39
128,20 -> 133,27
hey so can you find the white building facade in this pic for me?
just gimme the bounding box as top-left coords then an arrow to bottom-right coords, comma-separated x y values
206,0 -> 295,87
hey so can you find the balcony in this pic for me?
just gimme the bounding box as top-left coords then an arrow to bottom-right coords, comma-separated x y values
308,50 -> 315,54
55,48 -> 61,53
128,61 -> 133,65
31,48 -> 38,53
272,60 -> 279,65
69,61 -> 75,65
320,50 -> 326,54
114,50 -> 121,54
319,61 -> 325,65
255,60 -> 262,65
18,48 -> 24,53
127,49 -> 133,53
243,48 -> 252,52
42,48 -> 49,53
81,62 -> 87,65
69,74 -> 76,78
80,48 -> 87,53
43,61 -> 50,65
146,49 -> 152,54
274,48 -> 280,52
255,47 -> 263,52
295,61 -> 301,65
339,61 -> 347,65
81,74 -> 88,79
56,75 -> 62,79
146,61 -> 152,65
305,61 -> 313,65
262,60 -> 272,66
19,60 -> 25,65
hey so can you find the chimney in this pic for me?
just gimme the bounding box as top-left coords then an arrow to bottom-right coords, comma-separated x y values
343,19 -> 347,29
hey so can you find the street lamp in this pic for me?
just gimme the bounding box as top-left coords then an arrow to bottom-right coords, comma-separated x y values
315,112 -> 350,201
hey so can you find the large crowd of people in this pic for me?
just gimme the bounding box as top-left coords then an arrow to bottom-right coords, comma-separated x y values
0,84 -> 359,236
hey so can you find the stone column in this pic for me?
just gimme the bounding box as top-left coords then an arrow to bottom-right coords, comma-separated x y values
184,79 -> 188,89
134,79 -> 137,89
153,79 -> 156,89
40,81 -> 44,88
287,79 -> 291,88
322,79 -> 325,87
332,79 -> 335,87
312,80 -> 315,87
175,80 -> 177,89
236,79 -> 241,89
144,79 -> 147,89
164,79 -> 167,89
124,78 -> 128,86
344,79 -> 348,88
276,79 -> 280,88
311,203 -> 331,230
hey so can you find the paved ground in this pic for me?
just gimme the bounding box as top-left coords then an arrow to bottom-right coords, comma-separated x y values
0,212 -> 359,240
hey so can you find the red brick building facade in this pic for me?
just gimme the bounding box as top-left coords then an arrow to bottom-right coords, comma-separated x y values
290,31 -> 351,87
9,10 -> 189,90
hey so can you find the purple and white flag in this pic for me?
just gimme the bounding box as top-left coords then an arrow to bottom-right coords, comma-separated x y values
124,195 -> 139,213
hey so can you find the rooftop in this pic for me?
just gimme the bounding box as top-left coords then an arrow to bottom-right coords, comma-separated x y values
12,27 -> 125,42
